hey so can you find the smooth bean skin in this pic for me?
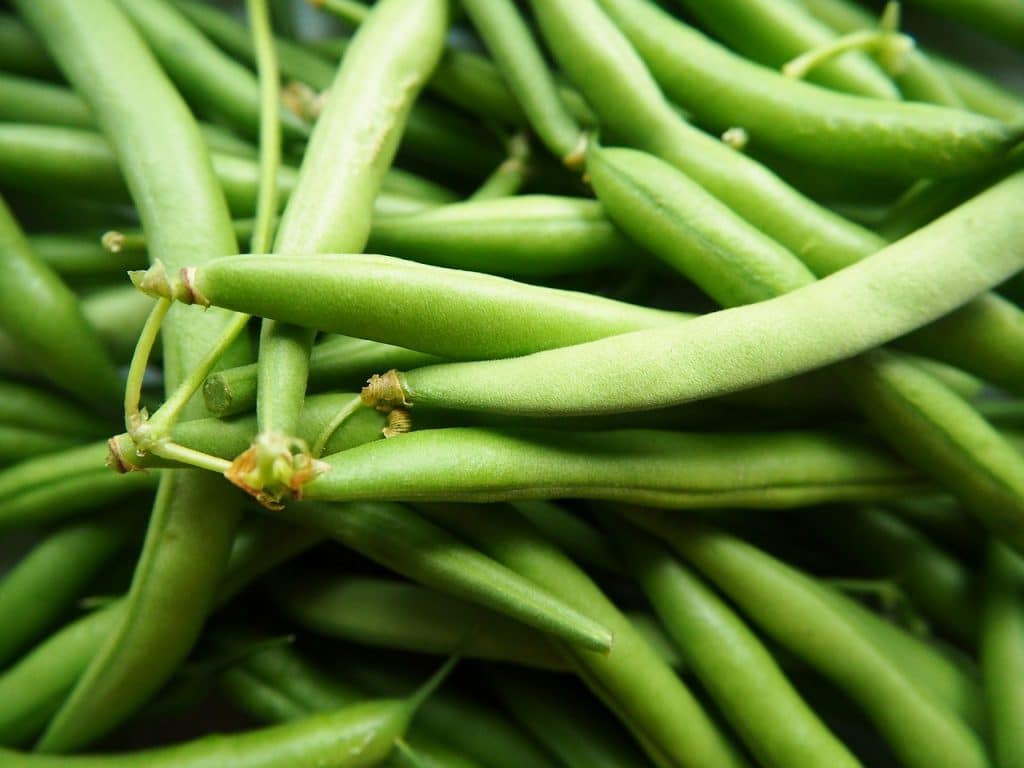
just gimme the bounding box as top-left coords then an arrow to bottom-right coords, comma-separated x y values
981,542 -> 1024,768
284,502 -> 613,652
271,574 -> 567,670
627,511 -> 988,768
487,670 -> 650,768
389,170 -> 1024,417
0,427 -> 80,465
0,512 -> 134,668
670,0 -> 898,99
931,55 -> 1024,123
418,503 -> 748,768
590,0 -> 1013,178
367,196 -> 630,277
15,0 -> 252,753
0,72 -> 92,127
167,253 -> 680,361
514,500 -> 619,573
304,427 -> 922,509
257,0 -> 448,439
0,380 -> 106,438
0,197 -> 121,408
613,523 -> 861,768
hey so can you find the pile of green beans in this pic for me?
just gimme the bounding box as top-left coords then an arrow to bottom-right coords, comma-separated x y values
2,0 -> 1024,765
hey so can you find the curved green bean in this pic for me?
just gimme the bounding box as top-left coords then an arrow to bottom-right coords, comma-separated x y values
0,14 -> 55,78
627,510 -> 987,768
0,72 -> 92,127
0,379 -> 110,439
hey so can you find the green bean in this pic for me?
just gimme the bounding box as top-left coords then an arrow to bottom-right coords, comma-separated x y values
672,0 -> 899,99
0,426 -> 80,465
143,253 -> 680,361
0,124 -> 439,216
0,197 -> 122,409
15,0 -> 254,752
303,427 -> 922,508
75,284 -> 156,365
461,0 -> 583,164
114,0 -> 308,142
614,521 -> 862,767
170,0 -> 501,178
270,573 -> 567,670
27,233 -> 145,278
205,336 -> 441,418
367,196 -> 631,277
374,170 -> 1024,419
981,541 -> 1024,767
0,512 -> 135,668
417,503 -> 748,768
582,0 -> 1011,178
0,14 -> 56,78
487,669 -> 649,768
342,657 -> 561,768
255,0 -> 448,448
0,697 -> 428,767
627,510 -> 987,768
794,0 -> 964,107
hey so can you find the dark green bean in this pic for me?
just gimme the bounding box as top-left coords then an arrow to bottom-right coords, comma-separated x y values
904,0 -> 1024,48
0,512 -> 134,668
0,427 -> 80,465
981,541 -> 1024,767
270,573 -> 567,670
513,501 -> 619,573
0,371 -> 110,440
627,510 -> 987,768
0,14 -> 56,78
416,503 -> 748,768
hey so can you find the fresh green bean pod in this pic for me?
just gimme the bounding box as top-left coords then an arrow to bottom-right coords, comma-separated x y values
270,574 -> 567,670
283,502 -> 612,653
0,512 -> 134,668
15,0 -> 253,753
585,0 -> 1013,178
513,501 -> 619,573
0,72 -> 92,127
343,659 -> 561,768
0,426 -> 80,464
794,0 -> 964,107
0,14 -> 55,78
382,169 -> 1024,417
27,233 -> 145,278
817,507 -> 979,647
75,284 -> 155,365
981,541 -> 1024,767
256,0 -> 448,441
671,0 -> 899,99
147,253 -> 679,361
0,198 -> 121,408
0,698 -> 424,767
627,511 -> 988,768
417,503 -> 748,768
367,196 -> 630,277
205,336 -> 441,418
114,0 -> 308,141
613,522 -> 862,768
303,427 -> 922,508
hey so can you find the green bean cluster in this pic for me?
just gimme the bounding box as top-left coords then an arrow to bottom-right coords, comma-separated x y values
1,0 -> 1024,766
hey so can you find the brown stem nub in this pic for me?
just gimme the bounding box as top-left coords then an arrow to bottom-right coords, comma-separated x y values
383,408 -> 413,438
361,369 -> 410,412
